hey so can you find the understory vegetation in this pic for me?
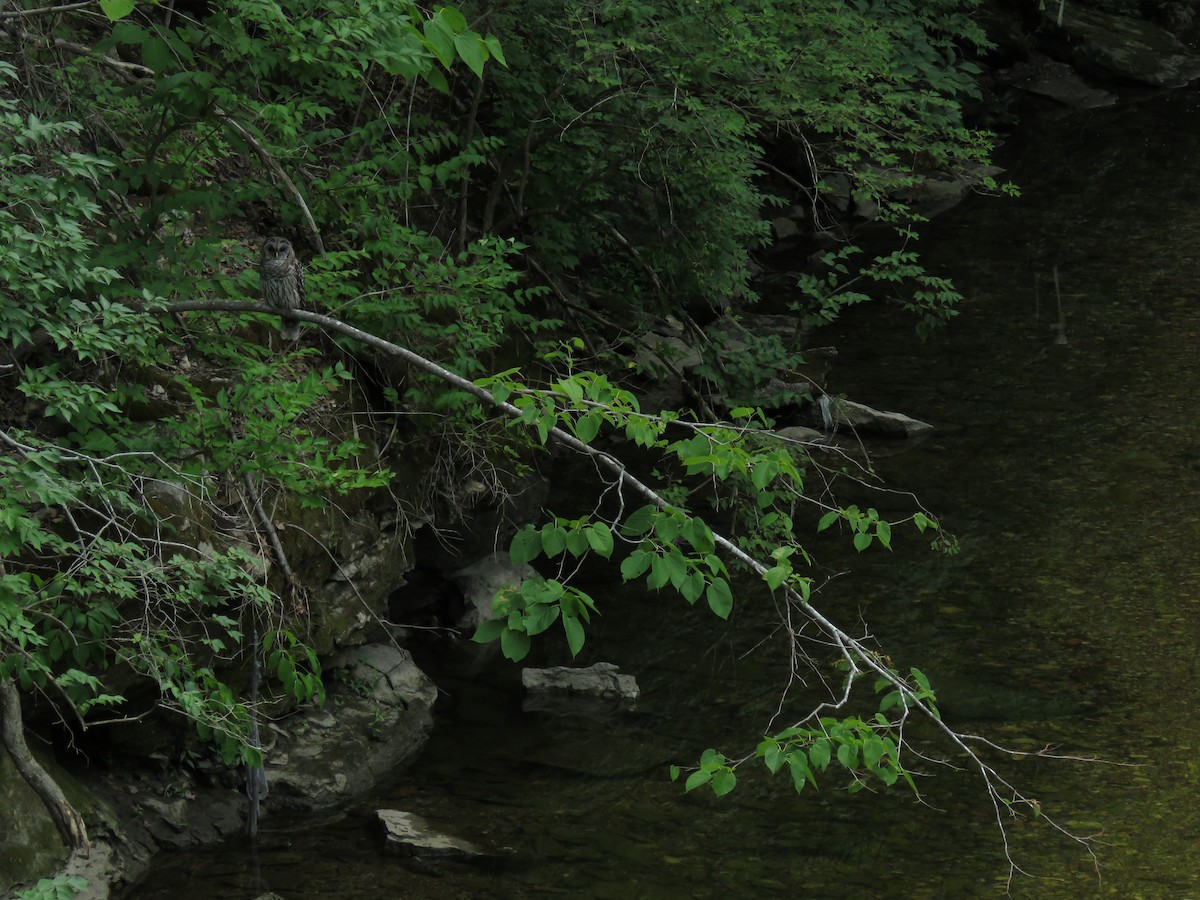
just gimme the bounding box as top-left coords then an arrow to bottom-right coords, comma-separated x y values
0,0 -> 1072,889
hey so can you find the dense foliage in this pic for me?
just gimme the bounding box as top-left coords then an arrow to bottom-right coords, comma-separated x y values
0,0 -> 1051,885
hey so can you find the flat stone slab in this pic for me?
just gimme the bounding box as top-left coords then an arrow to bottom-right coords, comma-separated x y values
522,662 -> 639,703
807,396 -> 933,439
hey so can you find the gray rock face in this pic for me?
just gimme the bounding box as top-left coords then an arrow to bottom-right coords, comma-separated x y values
1045,6 -> 1200,87
375,810 -> 483,859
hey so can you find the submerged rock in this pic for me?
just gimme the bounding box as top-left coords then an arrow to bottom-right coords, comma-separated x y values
375,810 -> 483,859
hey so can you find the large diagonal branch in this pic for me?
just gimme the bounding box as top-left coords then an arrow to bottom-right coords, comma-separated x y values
165,300 -> 1091,870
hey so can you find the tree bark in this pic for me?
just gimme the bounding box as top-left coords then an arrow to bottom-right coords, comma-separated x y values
0,679 -> 89,855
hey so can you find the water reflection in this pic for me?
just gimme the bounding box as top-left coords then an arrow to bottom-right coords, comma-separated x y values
123,89 -> 1200,898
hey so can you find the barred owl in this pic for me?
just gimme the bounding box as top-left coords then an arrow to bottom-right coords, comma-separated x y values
259,236 -> 304,341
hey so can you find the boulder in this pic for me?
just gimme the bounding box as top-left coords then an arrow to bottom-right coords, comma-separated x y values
265,644 -> 437,809
450,552 -> 538,631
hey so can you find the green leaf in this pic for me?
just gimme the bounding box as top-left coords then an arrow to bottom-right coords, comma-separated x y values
665,552 -> 688,590
574,412 -> 601,443
684,769 -> 713,792
762,742 -> 785,774
683,518 -> 715,554
647,555 -> 670,591
483,33 -> 508,66
668,764 -> 681,782
680,571 -> 705,604
808,740 -> 831,770
437,5 -> 468,31
556,377 -> 584,402
764,563 -> 790,591
817,510 -> 840,532
876,520 -> 892,550
711,769 -> 737,796
863,737 -> 885,771
99,0 -> 136,20
422,67 -> 450,93
586,522 -> 614,558
541,523 -> 567,557
562,615 -> 585,655
454,33 -> 487,79
654,515 -> 681,543
423,17 -> 456,69
706,578 -> 733,619
837,742 -> 858,769
622,505 -> 656,537
523,604 -> 560,636
142,38 -> 171,74
499,627 -> 531,662
620,550 -> 651,581
788,752 -> 810,793
852,531 -> 872,552
565,528 -> 590,556
509,527 -> 541,565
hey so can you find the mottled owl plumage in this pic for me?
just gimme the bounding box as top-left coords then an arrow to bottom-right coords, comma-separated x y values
259,236 -> 304,341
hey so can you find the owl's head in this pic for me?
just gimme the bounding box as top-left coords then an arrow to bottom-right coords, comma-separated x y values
261,236 -> 293,262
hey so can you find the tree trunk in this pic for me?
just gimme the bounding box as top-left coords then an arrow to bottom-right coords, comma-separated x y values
0,679 -> 89,855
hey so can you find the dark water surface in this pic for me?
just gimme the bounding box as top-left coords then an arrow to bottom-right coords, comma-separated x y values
123,89 -> 1200,898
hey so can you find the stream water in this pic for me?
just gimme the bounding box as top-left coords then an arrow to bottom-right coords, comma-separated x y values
121,88 -> 1200,898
